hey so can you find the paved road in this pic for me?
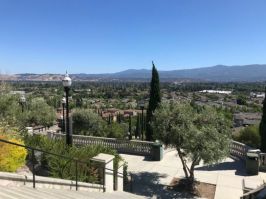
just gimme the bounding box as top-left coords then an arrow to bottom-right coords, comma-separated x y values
121,149 -> 266,199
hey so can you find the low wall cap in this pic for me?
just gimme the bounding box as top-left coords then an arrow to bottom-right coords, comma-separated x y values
248,149 -> 261,153
246,152 -> 259,158
91,153 -> 115,163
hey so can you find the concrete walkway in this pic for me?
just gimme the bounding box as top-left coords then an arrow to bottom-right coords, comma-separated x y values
121,149 -> 266,199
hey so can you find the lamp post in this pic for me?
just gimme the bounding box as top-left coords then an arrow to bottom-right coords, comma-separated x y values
128,115 -> 132,140
20,95 -> 26,112
138,100 -> 145,141
61,97 -> 66,132
62,72 -> 72,146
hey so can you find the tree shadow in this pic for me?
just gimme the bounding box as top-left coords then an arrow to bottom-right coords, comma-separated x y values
128,172 -> 198,199
26,151 -> 50,177
194,159 -> 247,176
143,156 -> 153,161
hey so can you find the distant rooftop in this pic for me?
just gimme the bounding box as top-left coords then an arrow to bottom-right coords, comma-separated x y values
10,91 -> 25,95
199,90 -> 232,94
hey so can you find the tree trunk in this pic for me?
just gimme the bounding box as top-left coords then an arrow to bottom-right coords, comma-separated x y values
189,156 -> 200,183
176,148 -> 189,178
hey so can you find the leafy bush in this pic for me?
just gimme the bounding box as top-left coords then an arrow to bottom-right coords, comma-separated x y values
72,108 -> 128,138
0,135 -> 27,172
107,122 -> 128,138
234,125 -> 260,148
0,94 -> 21,126
236,95 -> 247,105
20,97 -> 56,127
24,135 -> 123,183
72,109 -> 107,136
0,93 -> 56,129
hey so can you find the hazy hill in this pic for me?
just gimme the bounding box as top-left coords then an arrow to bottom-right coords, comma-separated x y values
110,64 -> 266,82
1,64 -> 266,82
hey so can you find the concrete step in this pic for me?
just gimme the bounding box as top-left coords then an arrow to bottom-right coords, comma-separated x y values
0,185 -> 146,199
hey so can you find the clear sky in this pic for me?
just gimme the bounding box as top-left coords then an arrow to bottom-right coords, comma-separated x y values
0,0 -> 266,74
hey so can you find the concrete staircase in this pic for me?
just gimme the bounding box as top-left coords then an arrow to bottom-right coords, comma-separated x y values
0,185 -> 146,199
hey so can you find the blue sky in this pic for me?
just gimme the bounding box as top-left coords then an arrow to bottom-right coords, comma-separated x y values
0,0 -> 266,74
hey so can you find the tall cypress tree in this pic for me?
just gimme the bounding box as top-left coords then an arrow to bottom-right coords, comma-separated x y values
260,88 -> 266,152
146,62 -> 161,141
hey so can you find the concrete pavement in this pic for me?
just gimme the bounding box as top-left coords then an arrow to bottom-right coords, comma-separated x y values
0,185 -> 146,199
120,149 -> 266,199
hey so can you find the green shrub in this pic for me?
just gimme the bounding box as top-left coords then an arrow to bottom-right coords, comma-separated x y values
72,109 -> 107,136
24,135 -> 123,183
0,135 -> 27,172
107,122 -> 128,138
235,125 -> 260,148
236,95 -> 247,105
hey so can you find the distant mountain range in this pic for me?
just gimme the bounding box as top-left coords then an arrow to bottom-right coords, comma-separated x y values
1,64 -> 266,82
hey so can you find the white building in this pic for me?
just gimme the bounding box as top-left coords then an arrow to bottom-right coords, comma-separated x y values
199,90 -> 232,95
250,92 -> 265,98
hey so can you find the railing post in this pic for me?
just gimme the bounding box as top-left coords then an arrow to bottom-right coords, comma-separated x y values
75,160 -> 78,191
102,165 -> 105,192
130,172 -> 133,192
31,149 -> 35,188
115,162 -> 124,191
91,153 -> 114,192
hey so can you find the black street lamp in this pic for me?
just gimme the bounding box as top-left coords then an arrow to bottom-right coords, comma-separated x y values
62,72 -> 72,146
20,95 -> 26,112
61,97 -> 66,132
128,115 -> 132,140
138,100 -> 145,141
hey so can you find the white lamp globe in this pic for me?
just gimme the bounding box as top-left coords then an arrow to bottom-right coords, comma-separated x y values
20,95 -> 26,103
62,72 -> 72,88
61,97 -> 66,104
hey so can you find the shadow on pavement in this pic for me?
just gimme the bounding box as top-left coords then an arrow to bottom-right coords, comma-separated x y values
194,159 -> 247,176
143,156 -> 153,162
128,172 -> 197,199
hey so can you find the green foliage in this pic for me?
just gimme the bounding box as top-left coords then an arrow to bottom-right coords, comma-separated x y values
19,97 -> 56,127
152,102 -> 231,180
235,125 -> 260,148
0,135 -> 27,172
216,106 -> 233,121
236,95 -> 247,105
260,88 -> 266,152
24,135 -> 122,183
205,93 -> 219,101
107,122 -> 128,138
72,108 -> 128,138
249,103 -> 261,113
72,109 -> 107,136
0,86 -> 56,128
0,94 -> 22,126
146,62 -> 161,141
46,95 -> 61,108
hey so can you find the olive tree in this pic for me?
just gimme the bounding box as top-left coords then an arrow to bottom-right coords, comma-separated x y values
152,102 -> 231,182
236,125 -> 260,148
107,122 -> 128,138
0,94 -> 21,126
22,97 -> 56,127
72,109 -> 107,136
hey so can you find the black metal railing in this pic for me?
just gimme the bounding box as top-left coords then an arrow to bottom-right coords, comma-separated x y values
0,137 -> 135,193
0,138 -> 104,191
